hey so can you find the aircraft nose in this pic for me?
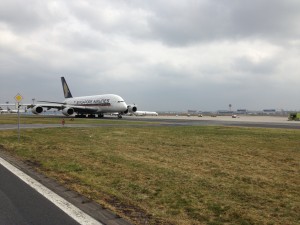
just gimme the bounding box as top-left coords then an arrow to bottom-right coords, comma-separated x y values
122,102 -> 128,110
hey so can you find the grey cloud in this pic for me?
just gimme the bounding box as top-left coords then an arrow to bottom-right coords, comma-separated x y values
0,0 -> 58,33
2,0 -> 299,45
144,0 -> 300,45
66,1 -> 152,41
1,0 -> 300,111
233,56 -> 279,76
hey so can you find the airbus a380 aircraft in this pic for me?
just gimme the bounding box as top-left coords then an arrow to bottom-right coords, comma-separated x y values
29,77 -> 137,118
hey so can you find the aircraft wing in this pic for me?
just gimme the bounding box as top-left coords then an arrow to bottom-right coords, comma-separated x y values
27,103 -> 64,110
0,103 -> 33,106
37,101 -> 98,111
1,102 -> 65,111
0,103 -> 18,106
29,101 -> 99,114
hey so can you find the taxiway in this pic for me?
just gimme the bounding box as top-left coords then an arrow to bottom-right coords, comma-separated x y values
1,115 -> 298,130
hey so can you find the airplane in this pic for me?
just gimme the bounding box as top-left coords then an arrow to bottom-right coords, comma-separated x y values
0,104 -> 27,114
28,77 -> 137,118
7,107 -> 27,113
134,111 -> 158,116
0,106 -> 9,114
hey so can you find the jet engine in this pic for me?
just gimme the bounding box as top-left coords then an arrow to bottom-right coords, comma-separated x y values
126,104 -> 137,113
32,106 -> 43,114
62,107 -> 74,116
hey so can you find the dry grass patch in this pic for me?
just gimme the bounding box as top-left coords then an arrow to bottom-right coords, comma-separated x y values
0,126 -> 299,225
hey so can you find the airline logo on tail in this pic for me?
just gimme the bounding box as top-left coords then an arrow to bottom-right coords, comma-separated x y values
61,77 -> 73,98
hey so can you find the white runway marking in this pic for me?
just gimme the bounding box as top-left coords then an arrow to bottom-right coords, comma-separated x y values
0,157 -> 103,225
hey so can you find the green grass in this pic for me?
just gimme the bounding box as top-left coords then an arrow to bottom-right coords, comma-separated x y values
0,114 -> 151,125
0,125 -> 299,225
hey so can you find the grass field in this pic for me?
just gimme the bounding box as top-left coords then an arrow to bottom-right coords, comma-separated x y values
0,114 -> 150,125
0,117 -> 299,225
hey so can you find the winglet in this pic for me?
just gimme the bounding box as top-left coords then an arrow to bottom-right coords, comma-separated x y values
61,77 -> 73,98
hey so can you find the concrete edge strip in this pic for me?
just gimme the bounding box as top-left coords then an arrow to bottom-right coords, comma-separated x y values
0,156 -> 103,225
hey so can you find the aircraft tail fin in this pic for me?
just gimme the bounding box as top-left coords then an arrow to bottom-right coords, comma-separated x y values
61,77 -> 73,98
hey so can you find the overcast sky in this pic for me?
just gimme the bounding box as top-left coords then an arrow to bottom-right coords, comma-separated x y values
1,0 -> 300,111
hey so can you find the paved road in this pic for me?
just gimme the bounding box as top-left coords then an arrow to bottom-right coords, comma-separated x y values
122,116 -> 300,129
0,116 -> 299,130
119,116 -> 300,130
0,163 -> 80,225
0,154 -> 132,225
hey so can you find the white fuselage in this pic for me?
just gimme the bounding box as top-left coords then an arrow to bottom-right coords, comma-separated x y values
64,94 -> 127,113
134,111 -> 158,116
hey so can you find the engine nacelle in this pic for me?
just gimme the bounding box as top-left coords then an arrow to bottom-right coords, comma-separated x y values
32,106 -> 43,114
126,104 -> 137,113
62,107 -> 74,116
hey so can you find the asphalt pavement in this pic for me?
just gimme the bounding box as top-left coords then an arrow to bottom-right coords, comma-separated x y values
0,153 -> 132,225
0,115 -> 299,130
0,163 -> 80,225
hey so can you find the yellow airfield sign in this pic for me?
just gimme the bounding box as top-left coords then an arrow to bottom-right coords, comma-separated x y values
14,93 -> 23,102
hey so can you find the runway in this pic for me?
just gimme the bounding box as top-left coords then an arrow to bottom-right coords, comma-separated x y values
0,160 -> 81,225
0,115 -> 299,130
121,115 -> 300,129
0,152 -> 132,225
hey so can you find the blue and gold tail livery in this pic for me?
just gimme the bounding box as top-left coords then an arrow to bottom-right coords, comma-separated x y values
61,77 -> 73,98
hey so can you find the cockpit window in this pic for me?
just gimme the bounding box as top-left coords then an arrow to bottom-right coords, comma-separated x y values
118,101 -> 124,103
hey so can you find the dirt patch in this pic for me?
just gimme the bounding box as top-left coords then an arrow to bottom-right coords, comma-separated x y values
106,196 -> 171,225
24,159 -> 42,168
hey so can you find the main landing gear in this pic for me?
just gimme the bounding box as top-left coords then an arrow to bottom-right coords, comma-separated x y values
75,114 -> 105,118
75,114 -> 86,118
118,114 -> 122,119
